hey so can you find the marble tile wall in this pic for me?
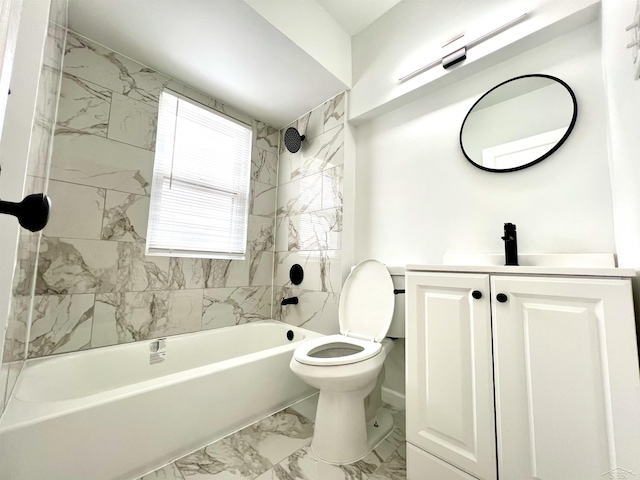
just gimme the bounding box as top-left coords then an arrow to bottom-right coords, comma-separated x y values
273,93 -> 346,334
18,31 -> 280,359
1,0 -> 68,413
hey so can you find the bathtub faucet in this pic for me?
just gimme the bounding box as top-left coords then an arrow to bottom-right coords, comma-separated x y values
281,296 -> 299,306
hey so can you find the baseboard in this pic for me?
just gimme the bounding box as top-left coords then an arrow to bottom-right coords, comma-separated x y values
382,387 -> 405,410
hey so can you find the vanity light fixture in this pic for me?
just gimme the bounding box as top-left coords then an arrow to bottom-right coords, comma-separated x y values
398,12 -> 528,82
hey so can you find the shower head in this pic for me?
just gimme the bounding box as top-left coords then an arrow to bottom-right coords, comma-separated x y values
0,193 -> 51,232
284,127 -> 305,153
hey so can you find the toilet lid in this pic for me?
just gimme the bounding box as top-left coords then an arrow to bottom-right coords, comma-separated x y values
339,259 -> 394,342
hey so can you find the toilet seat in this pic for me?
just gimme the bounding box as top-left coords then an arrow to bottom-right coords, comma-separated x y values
293,259 -> 394,367
293,334 -> 382,366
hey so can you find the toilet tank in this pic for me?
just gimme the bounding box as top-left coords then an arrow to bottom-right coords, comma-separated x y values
387,269 -> 405,338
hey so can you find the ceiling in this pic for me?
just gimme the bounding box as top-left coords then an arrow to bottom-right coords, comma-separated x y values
67,0 -> 352,128
316,0 -> 403,36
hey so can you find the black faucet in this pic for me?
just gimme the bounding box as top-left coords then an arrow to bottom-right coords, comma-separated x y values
281,297 -> 299,306
502,223 -> 519,266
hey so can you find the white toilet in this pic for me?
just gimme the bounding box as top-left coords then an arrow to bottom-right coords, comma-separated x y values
289,259 -> 400,465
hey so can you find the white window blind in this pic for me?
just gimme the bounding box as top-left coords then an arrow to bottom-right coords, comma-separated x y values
146,90 -> 252,259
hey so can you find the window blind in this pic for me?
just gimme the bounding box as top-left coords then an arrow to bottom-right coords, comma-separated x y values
146,90 -> 252,259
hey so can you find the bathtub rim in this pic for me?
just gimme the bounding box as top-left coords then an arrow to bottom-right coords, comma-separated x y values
0,321 -> 322,433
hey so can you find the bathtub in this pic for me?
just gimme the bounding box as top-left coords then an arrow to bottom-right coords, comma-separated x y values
0,321 -> 320,480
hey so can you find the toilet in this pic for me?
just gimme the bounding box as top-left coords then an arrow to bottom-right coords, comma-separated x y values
289,259 -> 401,465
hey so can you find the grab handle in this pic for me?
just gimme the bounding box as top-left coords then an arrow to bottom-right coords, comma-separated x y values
0,193 -> 51,232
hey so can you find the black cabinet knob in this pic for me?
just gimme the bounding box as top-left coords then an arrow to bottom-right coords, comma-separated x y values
472,290 -> 482,299
496,293 -> 508,303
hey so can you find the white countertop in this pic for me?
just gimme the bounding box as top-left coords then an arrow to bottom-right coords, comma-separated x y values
404,264 -> 636,278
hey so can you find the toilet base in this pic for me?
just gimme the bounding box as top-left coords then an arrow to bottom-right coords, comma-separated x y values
312,408 -> 394,465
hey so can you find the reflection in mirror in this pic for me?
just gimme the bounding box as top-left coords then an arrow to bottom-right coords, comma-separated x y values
460,74 -> 577,172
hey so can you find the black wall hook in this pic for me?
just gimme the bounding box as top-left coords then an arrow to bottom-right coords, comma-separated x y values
0,193 -> 51,232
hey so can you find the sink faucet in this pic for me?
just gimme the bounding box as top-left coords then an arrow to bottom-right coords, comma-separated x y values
281,296 -> 299,306
502,223 -> 519,266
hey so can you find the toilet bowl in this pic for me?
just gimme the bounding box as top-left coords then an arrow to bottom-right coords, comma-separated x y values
289,259 -> 396,465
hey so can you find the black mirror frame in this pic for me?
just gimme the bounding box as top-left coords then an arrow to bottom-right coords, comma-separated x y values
459,73 -> 578,173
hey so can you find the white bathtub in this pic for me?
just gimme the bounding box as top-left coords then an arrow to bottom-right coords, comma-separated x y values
0,321 -> 320,480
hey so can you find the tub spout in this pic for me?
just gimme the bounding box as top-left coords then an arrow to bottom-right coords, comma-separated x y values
281,296 -> 299,306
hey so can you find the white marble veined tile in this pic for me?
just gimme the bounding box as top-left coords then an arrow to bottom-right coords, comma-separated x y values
274,217 -> 296,253
64,32 -> 171,105
252,147 -> 278,186
116,243 -> 170,292
292,125 -> 344,180
108,92 -> 158,150
167,257 -> 250,290
275,251 -> 341,293
37,237 -> 120,295
168,258 -> 212,290
276,175 -> 322,218
12,230 -> 43,296
56,73 -> 111,136
255,122 -> 279,154
253,465 -> 295,480
322,92 -> 345,133
276,288 -> 340,335
101,191 -> 150,243
248,215 -> 275,253
237,408 -> 314,466
202,286 -> 271,330
278,147 -> 293,186
93,290 -> 203,344
28,294 -> 94,358
91,293 -> 120,348
2,296 -> 30,362
176,432 -> 272,479
368,444 -> 406,480
250,250 -> 274,287
49,0 -> 67,29
140,462 -> 185,480
26,116 -> 53,180
247,215 -> 275,286
296,208 -> 342,251
300,109 -> 322,141
322,165 -> 343,210
276,444 -> 381,480
51,132 -> 154,195
273,252 -> 322,291
44,180 -> 106,240
251,181 -> 277,218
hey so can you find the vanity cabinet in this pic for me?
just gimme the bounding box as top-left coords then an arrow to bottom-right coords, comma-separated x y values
406,268 -> 640,480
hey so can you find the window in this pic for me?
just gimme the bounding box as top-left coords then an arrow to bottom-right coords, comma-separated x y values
146,90 -> 252,259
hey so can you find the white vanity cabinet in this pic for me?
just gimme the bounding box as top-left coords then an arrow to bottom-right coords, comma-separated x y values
406,267 -> 640,480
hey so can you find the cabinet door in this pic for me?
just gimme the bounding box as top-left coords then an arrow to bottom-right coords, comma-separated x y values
491,276 -> 640,479
406,272 -> 497,480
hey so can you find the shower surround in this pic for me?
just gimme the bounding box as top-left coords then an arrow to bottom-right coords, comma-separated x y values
3,28 -> 347,370
8,32 -> 280,360
274,93 -> 346,334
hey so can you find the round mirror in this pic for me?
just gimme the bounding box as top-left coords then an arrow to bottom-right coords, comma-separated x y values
460,74 -> 577,172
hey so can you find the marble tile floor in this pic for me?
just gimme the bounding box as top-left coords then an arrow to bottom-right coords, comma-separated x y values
139,403 -> 406,480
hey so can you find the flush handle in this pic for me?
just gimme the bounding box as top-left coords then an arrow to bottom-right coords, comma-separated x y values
496,293 -> 508,303
472,290 -> 482,299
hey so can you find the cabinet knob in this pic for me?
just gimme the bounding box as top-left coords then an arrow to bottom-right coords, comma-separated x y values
472,290 -> 482,299
496,293 -> 508,303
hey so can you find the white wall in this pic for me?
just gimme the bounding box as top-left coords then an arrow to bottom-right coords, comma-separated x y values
243,0 -> 351,88
350,0 -> 598,122
602,0 -> 640,286
354,21 -> 615,266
